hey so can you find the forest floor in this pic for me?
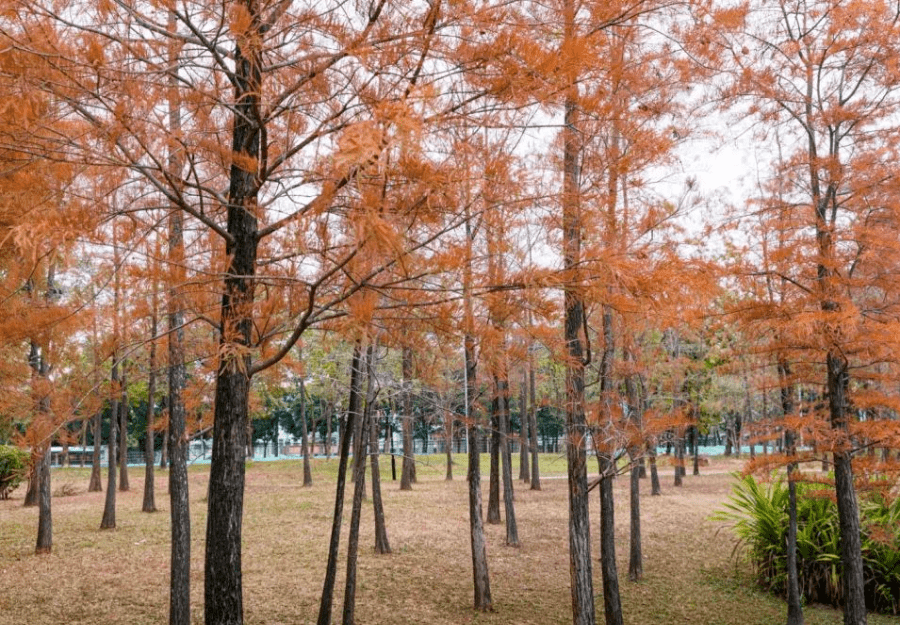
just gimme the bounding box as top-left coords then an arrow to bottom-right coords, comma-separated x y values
0,453 -> 897,625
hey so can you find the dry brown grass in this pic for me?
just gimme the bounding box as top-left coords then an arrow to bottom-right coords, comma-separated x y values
0,454 -> 897,625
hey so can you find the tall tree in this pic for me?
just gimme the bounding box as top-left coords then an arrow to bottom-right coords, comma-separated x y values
298,346 -> 313,487
714,2 -> 900,621
317,344 -> 363,625
400,345 -> 417,490
560,0 -> 595,617
141,280 -> 159,514
342,342 -> 371,625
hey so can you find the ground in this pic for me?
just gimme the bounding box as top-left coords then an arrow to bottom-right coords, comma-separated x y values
0,453 -> 897,625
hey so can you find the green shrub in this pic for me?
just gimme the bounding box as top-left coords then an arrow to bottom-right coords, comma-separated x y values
714,473 -> 900,615
0,444 -> 28,499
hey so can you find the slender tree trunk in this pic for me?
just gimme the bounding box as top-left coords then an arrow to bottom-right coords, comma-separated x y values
529,357 -> 540,490
299,372 -> 313,487
674,431 -> 684,487
118,368 -> 130,492
101,249 -> 122,529
342,350 -> 371,625
562,13 -> 596,617
599,456 -> 624,625
166,15 -> 190,622
466,332 -> 492,611
648,442 -> 660,496
25,454 -> 38,507
31,353 -> 52,548
487,393 -> 501,524
168,216 -> 191,625
828,353 -> 866,625
497,375 -> 519,546
371,409 -> 391,554
317,345 -> 362,625
628,462 -> 641,581
784,422 -> 803,625
34,444 -> 51,553
364,346 -> 390,554
400,345 -> 416,489
597,300 -> 624,624
29,289 -> 53,551
624,354 -> 643,581
519,369 -> 529,483
89,411 -> 102,491
100,364 -> 120,529
444,409 -> 453,481
692,425 -> 700,476
463,199 -> 491,611
79,423 -> 87,468
142,307 -> 158,513
325,401 -> 332,460
168,329 -> 190,625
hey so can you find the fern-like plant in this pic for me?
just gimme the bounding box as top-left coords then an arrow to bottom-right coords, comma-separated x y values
714,473 -> 900,614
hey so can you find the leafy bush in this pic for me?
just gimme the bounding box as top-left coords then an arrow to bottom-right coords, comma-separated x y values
715,473 -> 900,615
0,445 -> 28,499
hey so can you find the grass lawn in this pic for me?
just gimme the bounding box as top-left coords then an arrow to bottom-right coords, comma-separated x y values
0,453 -> 897,625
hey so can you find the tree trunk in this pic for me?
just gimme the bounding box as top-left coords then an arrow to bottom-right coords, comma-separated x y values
88,411 -> 102,491
465,332 -> 492,611
519,370 -> 529,483
692,426 -> 700,476
142,308 -> 158,513
596,298 -> 623,624
118,368 -> 130,492
342,353 -> 371,625
204,334 -> 252,625
444,410 -> 453,481
599,456 -> 624,625
168,131 -> 191,625
400,345 -> 416,489
528,358 -> 541,490
648,443 -> 661,496
463,198 -> 491,611
299,372 -> 313,487
24,454 -> 38,506
364,346 -> 390,554
628,462 -> 641,582
34,444 -> 51,554
487,393 -> 501,525
79,422 -> 87,468
623,357 -> 643,581
325,401 -> 332,460
317,345 -> 363,625
497,375 -> 519,546
101,253 -> 122,528
203,8 -> 262,621
29,317 -> 53,553
827,353 -> 866,625
784,425 -> 803,625
674,432 -> 683,487
100,366 -> 119,530
371,410 -> 391,554
160,422 -> 168,469
562,28 -> 596,619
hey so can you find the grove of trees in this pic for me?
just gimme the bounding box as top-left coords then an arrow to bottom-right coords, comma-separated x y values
0,0 -> 899,624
